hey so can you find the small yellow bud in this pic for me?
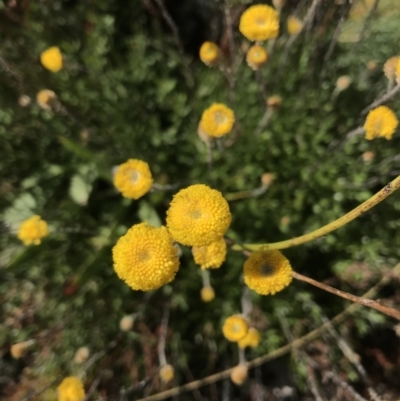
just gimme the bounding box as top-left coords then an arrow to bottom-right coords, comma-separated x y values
119,315 -> 135,332
18,95 -> 31,107
10,340 -> 34,359
73,347 -> 90,364
36,89 -> 57,110
383,56 -> 400,81
201,286 -> 215,302
336,76 -> 352,92
230,364 -> 248,385
159,364 -> 174,384
266,96 -> 282,110
362,151 -> 375,163
272,0 -> 286,11
261,173 -> 275,187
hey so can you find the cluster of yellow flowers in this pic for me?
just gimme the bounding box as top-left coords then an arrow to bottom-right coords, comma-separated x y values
17,215 -> 49,246
222,315 -> 261,348
112,183 -> 232,291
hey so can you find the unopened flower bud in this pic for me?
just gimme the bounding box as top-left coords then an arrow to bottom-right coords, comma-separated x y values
10,340 -> 35,359
201,286 -> 215,302
18,95 -> 31,107
336,76 -> 352,92
230,364 -> 248,385
159,364 -> 174,384
362,151 -> 375,163
73,347 -> 90,364
119,315 -> 135,332
261,173 -> 275,187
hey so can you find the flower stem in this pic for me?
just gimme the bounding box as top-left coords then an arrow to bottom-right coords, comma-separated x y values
292,271 -> 400,321
232,175 -> 400,251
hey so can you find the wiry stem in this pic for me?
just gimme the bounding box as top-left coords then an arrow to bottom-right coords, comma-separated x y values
293,271 -> 400,321
232,175 -> 400,251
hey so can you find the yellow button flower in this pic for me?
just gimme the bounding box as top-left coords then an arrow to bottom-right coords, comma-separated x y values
201,286 -> 215,302
287,15 -> 303,35
238,327 -> 261,349
159,364 -> 174,384
57,376 -> 85,401
199,103 -> 235,137
36,89 -> 57,110
244,249 -> 293,295
222,315 -> 249,342
364,106 -> 399,140
113,159 -> 153,199
239,4 -> 279,42
17,215 -> 49,246
246,45 -> 268,70
40,46 -> 63,72
192,237 -> 226,269
166,184 -> 232,247
199,41 -> 220,66
112,223 -> 180,291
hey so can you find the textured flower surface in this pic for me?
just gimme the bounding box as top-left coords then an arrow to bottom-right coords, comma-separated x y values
287,16 -> 303,35
246,45 -> 268,70
199,41 -> 219,65
113,159 -> 153,199
18,215 -> 49,245
166,184 -> 231,247
222,315 -> 249,342
239,5 -> 279,41
57,376 -> 85,401
364,106 -> 399,140
37,89 -> 57,110
199,103 -> 235,137
159,364 -> 174,383
40,46 -> 63,72
201,286 -> 215,302
112,223 -> 180,291
244,249 -> 293,295
192,238 -> 226,269
238,327 -> 261,349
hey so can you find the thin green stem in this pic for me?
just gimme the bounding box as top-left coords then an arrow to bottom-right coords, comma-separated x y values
232,175 -> 400,251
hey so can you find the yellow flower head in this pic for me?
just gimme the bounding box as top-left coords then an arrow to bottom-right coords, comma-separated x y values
57,376 -> 85,401
166,184 -> 232,247
37,89 -> 57,110
239,5 -> 279,42
230,364 -> 248,386
383,56 -> 400,81
17,215 -> 49,246
243,249 -> 293,295
112,223 -> 180,291
40,46 -> 63,72
363,106 -> 399,140
113,159 -> 153,199
201,286 -> 215,302
222,315 -> 249,342
199,41 -> 220,66
287,15 -> 303,35
192,237 -> 226,269
238,327 -> 261,349
159,364 -> 174,384
199,103 -> 235,137
246,45 -> 268,70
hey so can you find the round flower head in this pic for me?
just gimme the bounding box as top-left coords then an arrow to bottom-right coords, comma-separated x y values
73,347 -> 90,364
112,223 -> 180,291
199,41 -> 220,66
37,89 -> 57,110
222,315 -> 249,342
239,5 -> 279,42
230,364 -> 248,386
159,364 -> 174,384
57,376 -> 85,401
192,238 -> 226,269
113,159 -> 153,199
383,56 -> 400,81
246,45 -> 268,70
287,15 -> 303,35
119,315 -> 135,331
201,286 -> 215,302
17,215 -> 49,245
166,184 -> 232,247
363,106 -> 399,140
238,327 -> 261,349
199,103 -> 235,137
40,46 -> 63,72
244,249 -> 293,295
